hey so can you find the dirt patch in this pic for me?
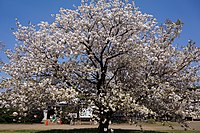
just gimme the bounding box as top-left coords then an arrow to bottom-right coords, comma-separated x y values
0,121 -> 199,131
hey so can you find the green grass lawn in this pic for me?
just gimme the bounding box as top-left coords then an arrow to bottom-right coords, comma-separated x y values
1,129 -> 200,133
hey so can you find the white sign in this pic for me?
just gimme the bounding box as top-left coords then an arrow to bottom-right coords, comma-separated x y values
79,108 -> 93,118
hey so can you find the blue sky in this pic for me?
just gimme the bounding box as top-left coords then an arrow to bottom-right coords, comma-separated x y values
0,0 -> 200,63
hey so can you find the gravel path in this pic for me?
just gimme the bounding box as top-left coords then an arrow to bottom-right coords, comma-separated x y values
0,121 -> 199,131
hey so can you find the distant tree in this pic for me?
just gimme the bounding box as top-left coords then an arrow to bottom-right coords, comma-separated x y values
0,0 -> 199,133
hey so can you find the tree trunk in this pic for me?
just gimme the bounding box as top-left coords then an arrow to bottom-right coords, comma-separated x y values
98,117 -> 110,133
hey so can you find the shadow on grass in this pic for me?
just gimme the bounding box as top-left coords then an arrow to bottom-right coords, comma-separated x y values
36,129 -> 167,133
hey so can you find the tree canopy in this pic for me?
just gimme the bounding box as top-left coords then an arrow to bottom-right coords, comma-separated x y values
0,0 -> 199,133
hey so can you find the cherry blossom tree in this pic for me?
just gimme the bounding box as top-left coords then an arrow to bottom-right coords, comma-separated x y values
0,0 -> 199,133
0,41 -> 4,66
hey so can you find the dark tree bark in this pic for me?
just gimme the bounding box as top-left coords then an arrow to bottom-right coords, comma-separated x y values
98,111 -> 113,133
98,116 -> 110,133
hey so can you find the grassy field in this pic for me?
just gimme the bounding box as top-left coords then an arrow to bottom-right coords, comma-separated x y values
1,129 -> 200,133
